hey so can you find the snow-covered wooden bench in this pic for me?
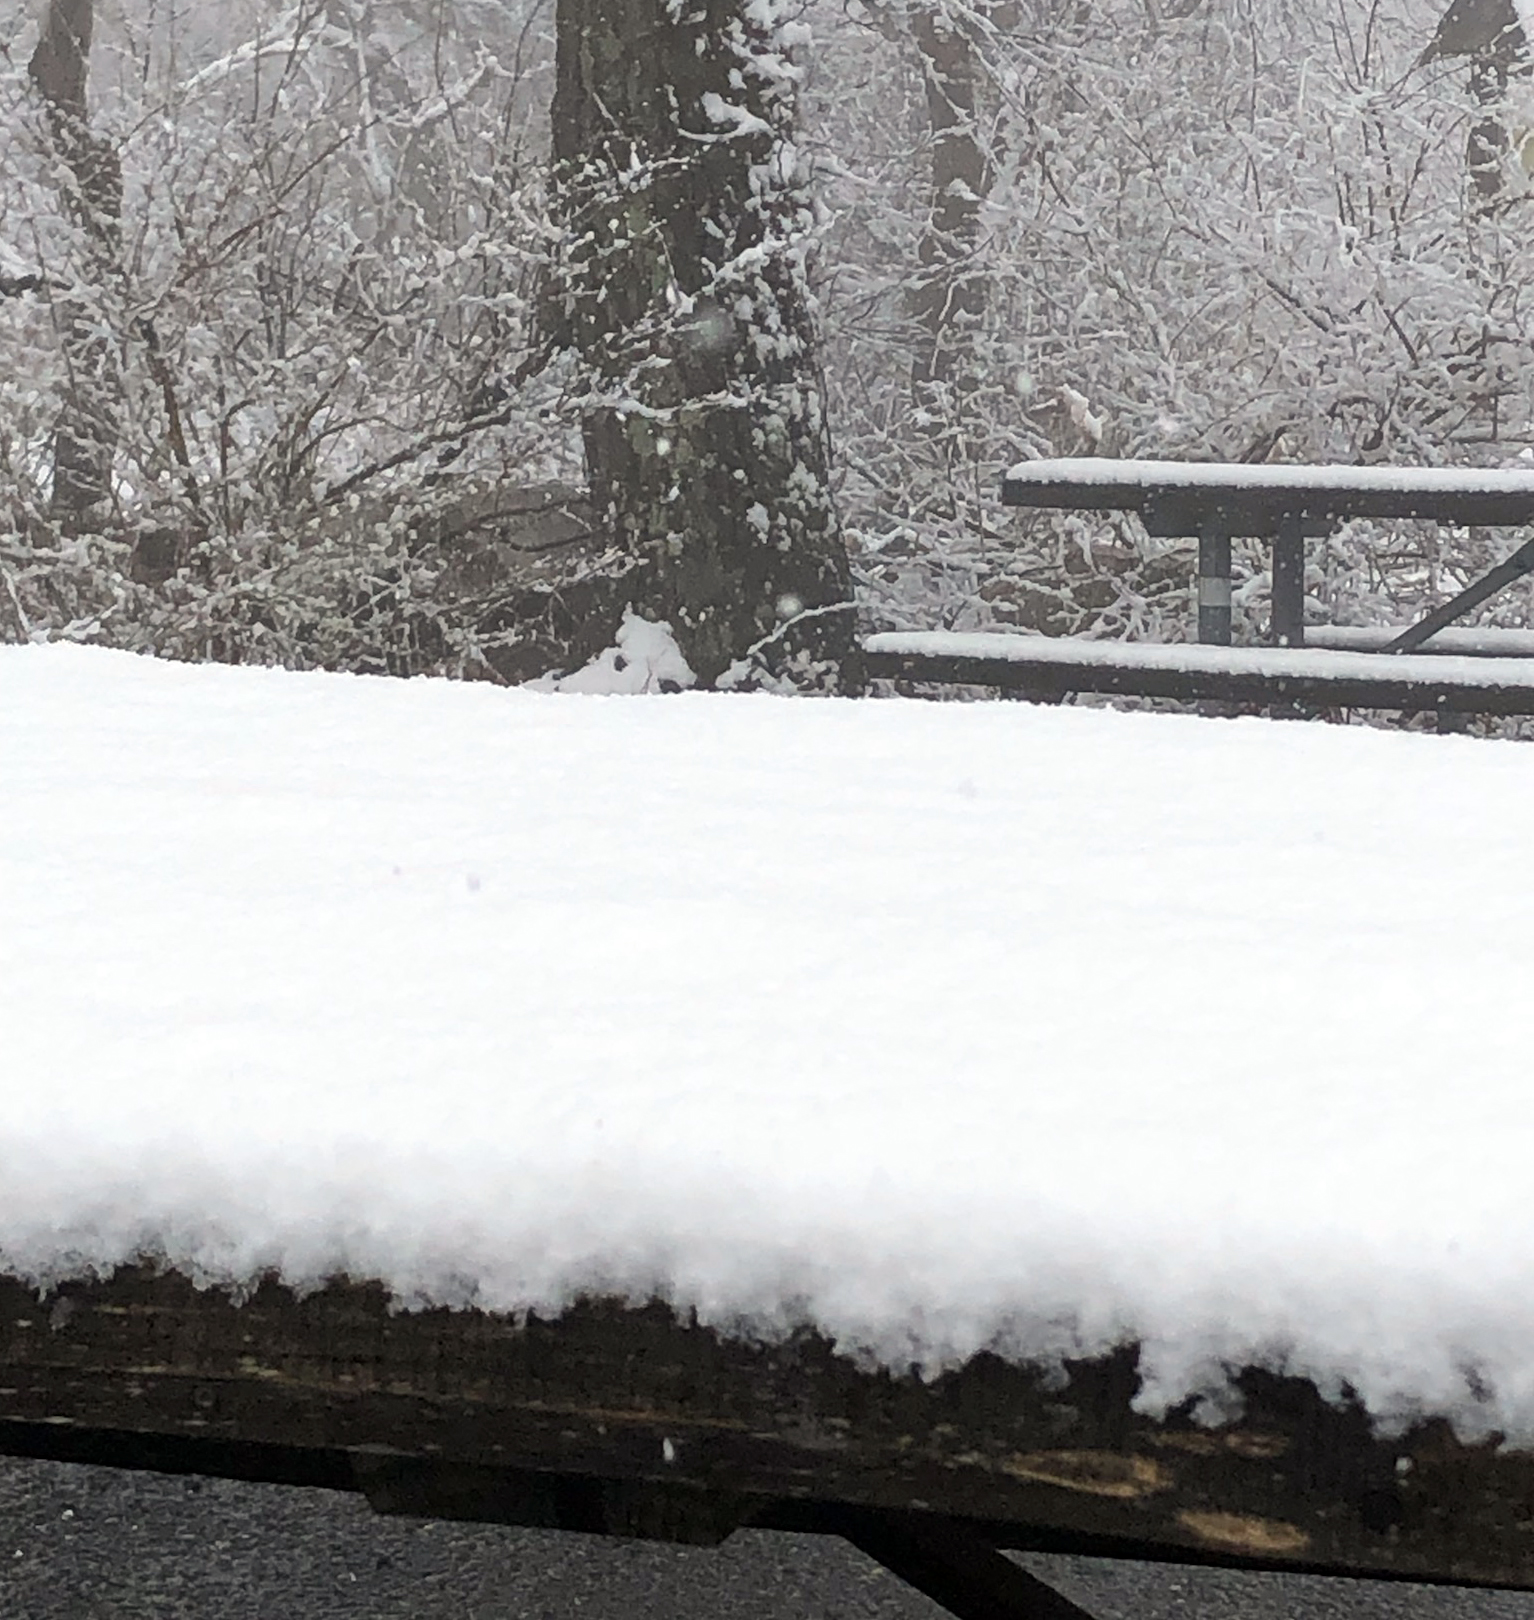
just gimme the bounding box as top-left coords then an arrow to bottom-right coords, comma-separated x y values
866,459 -> 1534,716
863,632 -> 1534,715
7,648 -> 1534,1619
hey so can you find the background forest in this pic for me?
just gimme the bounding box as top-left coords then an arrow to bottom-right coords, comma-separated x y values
2,0 -> 1532,683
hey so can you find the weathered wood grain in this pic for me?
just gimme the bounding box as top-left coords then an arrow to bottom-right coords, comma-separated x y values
2,1267 -> 1532,1587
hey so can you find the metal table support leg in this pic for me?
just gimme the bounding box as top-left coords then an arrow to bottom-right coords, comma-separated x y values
840,1512 -> 1102,1620
1271,513 -> 1305,647
1385,534 -> 1534,653
1198,522 -> 1232,645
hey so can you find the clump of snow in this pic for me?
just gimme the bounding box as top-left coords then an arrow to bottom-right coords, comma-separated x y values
530,610 -> 696,694
1058,386 -> 1105,445
700,91 -> 774,139
5,645 -> 1534,1443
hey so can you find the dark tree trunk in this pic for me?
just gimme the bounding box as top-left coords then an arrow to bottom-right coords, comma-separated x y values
1420,0 -> 1521,65
1417,0 -> 1530,204
1468,57 -> 1511,201
909,7 -> 990,441
29,0 -> 122,534
549,0 -> 857,690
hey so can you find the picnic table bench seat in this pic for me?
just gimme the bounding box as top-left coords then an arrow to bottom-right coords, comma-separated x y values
1304,625 -> 1534,657
863,631 -> 1534,714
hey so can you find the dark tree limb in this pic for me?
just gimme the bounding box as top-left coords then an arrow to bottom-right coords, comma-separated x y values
0,272 -> 61,298
28,0 -> 123,534
909,7 -> 992,431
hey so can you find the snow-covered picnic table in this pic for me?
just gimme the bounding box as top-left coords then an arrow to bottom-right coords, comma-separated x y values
1001,458 -> 1534,651
1001,456 -> 1534,519
4,644 -> 1534,1603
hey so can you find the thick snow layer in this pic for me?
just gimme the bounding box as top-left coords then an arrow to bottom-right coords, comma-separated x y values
1003,456 -> 1534,495
4,645 -> 1534,1439
864,628 -> 1534,688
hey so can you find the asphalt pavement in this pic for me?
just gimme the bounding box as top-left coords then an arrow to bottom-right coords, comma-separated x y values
3,1457 -> 1534,1620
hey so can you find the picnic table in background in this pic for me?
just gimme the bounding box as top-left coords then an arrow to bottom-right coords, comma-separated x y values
866,459 -> 1534,717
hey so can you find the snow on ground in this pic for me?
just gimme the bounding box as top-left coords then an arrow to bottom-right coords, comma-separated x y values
3,644 -> 1534,1440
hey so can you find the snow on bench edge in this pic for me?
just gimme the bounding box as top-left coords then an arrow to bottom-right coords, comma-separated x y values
864,630 -> 1534,688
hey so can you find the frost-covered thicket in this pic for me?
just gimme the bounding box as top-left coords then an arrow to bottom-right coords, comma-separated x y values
1,0 -> 594,677
811,0 -> 1534,648
3,0 -> 1532,682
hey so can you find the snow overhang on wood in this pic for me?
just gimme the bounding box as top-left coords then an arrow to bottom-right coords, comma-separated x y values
6,644 -> 1534,1448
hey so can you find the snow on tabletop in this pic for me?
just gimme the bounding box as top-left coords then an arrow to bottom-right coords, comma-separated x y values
3,645 -> 1534,1441
864,629 -> 1534,687
1003,456 -> 1534,495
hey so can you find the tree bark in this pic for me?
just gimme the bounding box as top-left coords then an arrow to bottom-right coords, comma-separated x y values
1420,0 -> 1520,66
29,0 -> 122,533
549,0 -> 857,690
1417,0 -> 1530,203
1468,57 -> 1511,201
909,5 -> 990,440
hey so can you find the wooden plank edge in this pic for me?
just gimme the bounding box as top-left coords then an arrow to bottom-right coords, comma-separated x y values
3,1268 -> 1534,1587
999,479 -> 1534,530
864,651 -> 1534,714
